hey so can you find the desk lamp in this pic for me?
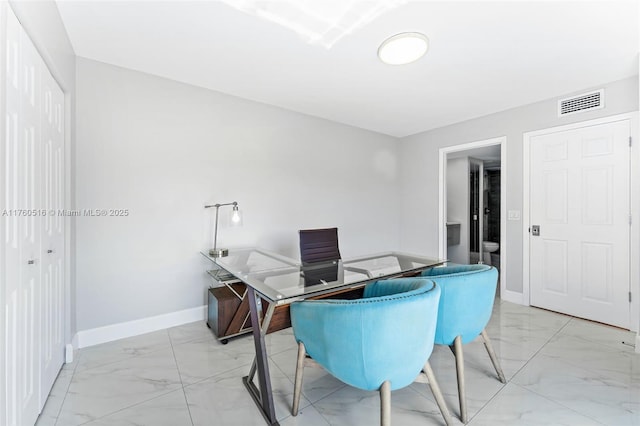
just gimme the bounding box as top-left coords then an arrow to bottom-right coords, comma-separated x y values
204,201 -> 242,257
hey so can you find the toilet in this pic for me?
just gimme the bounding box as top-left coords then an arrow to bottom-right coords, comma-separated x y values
482,241 -> 499,266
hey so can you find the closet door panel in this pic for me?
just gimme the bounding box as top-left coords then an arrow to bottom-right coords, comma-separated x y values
17,20 -> 42,426
40,67 -> 65,407
4,9 -> 24,426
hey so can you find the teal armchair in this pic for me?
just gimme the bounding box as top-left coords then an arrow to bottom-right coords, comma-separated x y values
290,278 -> 452,426
421,264 -> 506,423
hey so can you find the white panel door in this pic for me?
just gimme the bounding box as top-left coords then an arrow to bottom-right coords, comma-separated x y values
529,120 -> 630,328
17,15 -> 42,426
3,8 -> 51,425
39,66 -> 65,408
4,8 -> 24,426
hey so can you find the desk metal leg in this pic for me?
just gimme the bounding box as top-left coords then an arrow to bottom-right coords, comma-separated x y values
243,287 -> 279,426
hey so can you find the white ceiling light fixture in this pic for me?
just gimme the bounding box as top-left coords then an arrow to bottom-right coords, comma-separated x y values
378,32 -> 429,65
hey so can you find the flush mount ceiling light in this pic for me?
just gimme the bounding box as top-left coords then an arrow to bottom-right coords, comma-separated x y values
378,32 -> 429,65
219,0 -> 407,49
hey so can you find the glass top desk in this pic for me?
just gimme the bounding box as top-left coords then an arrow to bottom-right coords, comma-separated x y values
202,248 -> 444,425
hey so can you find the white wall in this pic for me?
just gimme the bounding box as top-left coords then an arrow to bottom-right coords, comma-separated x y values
446,157 -> 468,264
399,76 -> 639,297
75,58 -> 400,332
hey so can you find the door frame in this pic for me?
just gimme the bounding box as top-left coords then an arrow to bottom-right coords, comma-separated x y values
522,112 -> 639,332
439,136 -> 507,298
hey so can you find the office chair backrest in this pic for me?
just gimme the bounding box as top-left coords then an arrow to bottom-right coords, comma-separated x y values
299,227 -> 341,265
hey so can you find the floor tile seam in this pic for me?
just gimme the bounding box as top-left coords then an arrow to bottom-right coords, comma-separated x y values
179,362 -> 255,390
168,332 -> 219,348
519,350 -> 637,392
404,382 -> 451,416
268,353 -> 295,385
556,331 -> 639,356
168,335 -> 211,347
178,386 -> 196,426
286,405 -> 332,426
75,344 -> 175,374
267,344 -> 298,357
168,330 -> 196,426
268,352 -> 316,412
462,378 -> 510,425
168,339 -> 257,419
508,316 -> 574,380
167,328 -> 189,387
267,352 -> 349,409
535,327 -> 640,380
68,388 -> 183,426
308,382 -> 443,425
51,360 -> 81,426
508,382 -> 609,425
306,378 -> 355,413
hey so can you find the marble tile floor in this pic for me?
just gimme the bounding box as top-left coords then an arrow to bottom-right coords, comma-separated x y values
36,300 -> 640,426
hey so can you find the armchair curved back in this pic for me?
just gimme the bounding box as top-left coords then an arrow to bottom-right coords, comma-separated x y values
290,278 -> 440,391
421,264 -> 498,345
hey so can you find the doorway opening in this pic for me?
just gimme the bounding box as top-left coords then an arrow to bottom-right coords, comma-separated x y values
439,137 -> 507,297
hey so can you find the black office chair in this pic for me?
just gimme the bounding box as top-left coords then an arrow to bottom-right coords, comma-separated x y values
299,227 -> 341,265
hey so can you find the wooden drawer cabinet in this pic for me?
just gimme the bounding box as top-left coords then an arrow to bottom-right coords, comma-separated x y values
207,284 -> 251,341
207,283 -> 293,343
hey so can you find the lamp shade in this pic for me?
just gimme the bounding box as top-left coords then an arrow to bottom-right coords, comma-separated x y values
230,205 -> 243,226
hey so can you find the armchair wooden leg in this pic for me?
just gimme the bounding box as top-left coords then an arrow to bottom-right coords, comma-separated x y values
481,329 -> 506,384
452,335 -> 468,424
380,380 -> 391,426
292,341 -> 306,416
423,361 -> 453,426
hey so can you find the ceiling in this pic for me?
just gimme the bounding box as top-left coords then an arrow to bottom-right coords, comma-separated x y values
56,1 -> 639,138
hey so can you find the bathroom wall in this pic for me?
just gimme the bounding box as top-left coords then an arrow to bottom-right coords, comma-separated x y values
446,157 -> 469,264
484,168 -> 501,243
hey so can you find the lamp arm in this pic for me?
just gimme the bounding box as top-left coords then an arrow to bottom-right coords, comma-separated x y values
204,201 -> 239,254
204,201 -> 237,209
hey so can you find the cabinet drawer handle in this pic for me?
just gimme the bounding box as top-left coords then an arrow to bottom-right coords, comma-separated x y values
47,249 -> 53,254
27,259 -> 35,265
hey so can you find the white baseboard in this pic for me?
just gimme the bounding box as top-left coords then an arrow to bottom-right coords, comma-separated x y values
76,305 -> 207,349
64,333 -> 79,364
65,343 -> 74,363
500,288 -> 524,305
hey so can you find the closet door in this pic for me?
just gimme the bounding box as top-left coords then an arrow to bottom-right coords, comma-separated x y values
3,6 -> 65,424
40,66 -> 65,408
17,12 -> 43,426
4,7 -> 25,426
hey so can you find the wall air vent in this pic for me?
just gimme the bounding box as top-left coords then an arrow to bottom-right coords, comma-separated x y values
558,89 -> 604,117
